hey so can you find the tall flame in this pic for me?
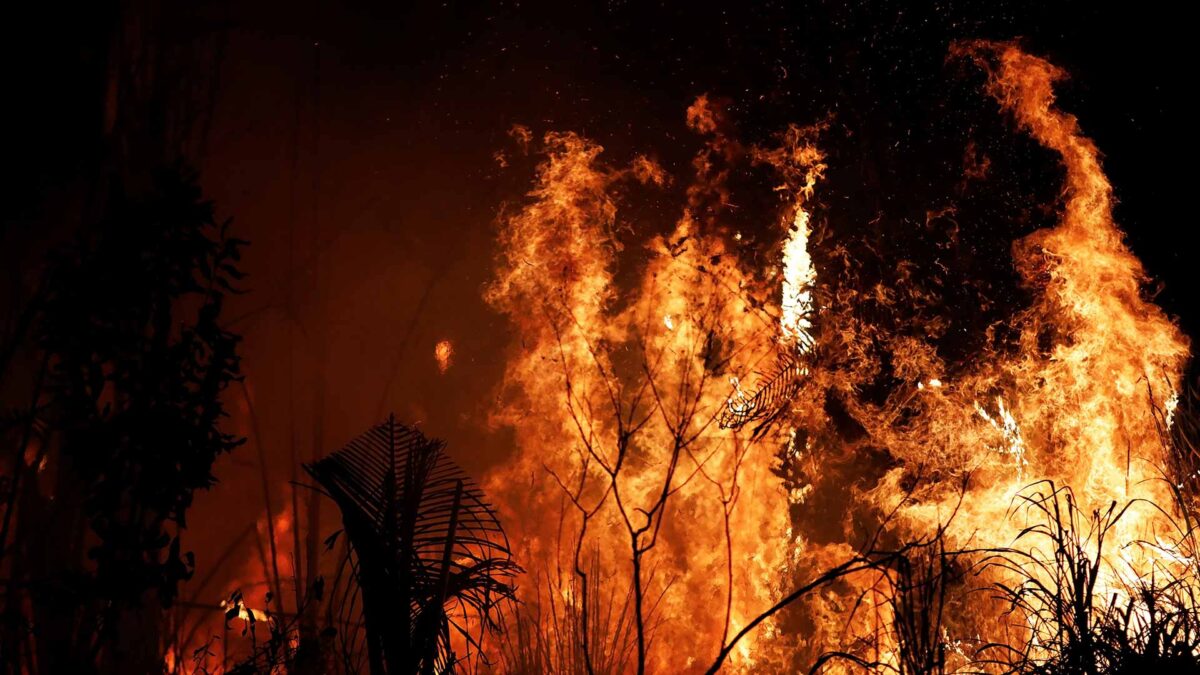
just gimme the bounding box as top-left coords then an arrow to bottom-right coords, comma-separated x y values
779,207 -> 816,352
485,101 -> 826,670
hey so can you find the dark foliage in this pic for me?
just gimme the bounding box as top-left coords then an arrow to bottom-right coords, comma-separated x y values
1,166 -> 245,672
40,166 -> 244,607
977,482 -> 1200,675
305,417 -> 520,675
221,581 -> 332,675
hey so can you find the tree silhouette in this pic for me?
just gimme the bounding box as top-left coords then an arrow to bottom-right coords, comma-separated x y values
1,167 -> 245,673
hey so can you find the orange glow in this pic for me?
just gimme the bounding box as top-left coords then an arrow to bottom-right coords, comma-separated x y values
435,339 -> 454,373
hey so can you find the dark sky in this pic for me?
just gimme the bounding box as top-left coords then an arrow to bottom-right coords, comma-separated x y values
3,0 -> 1192,611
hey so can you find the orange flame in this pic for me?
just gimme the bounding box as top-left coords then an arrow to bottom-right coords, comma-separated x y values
483,42 -> 1192,672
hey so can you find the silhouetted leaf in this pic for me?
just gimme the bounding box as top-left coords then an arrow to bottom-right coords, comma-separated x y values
305,416 -> 521,674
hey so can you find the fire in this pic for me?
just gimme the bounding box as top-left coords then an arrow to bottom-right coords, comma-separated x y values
755,120 -> 825,357
483,40 -> 1193,673
218,598 -> 269,625
485,109 -> 805,671
779,208 -> 816,352
435,339 -> 454,373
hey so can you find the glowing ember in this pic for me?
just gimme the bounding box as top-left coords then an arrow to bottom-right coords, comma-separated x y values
434,339 -> 454,373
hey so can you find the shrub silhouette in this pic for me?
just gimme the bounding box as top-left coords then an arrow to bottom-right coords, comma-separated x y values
305,417 -> 520,674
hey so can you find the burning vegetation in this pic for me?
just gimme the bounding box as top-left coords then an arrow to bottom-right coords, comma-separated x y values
0,4 -> 1194,673
480,40 -> 1196,674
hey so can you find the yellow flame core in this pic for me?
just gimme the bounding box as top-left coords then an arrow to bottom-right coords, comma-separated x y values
780,207 -> 816,351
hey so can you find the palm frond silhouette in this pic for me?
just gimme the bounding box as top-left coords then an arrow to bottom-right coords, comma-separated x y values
305,416 -> 520,674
